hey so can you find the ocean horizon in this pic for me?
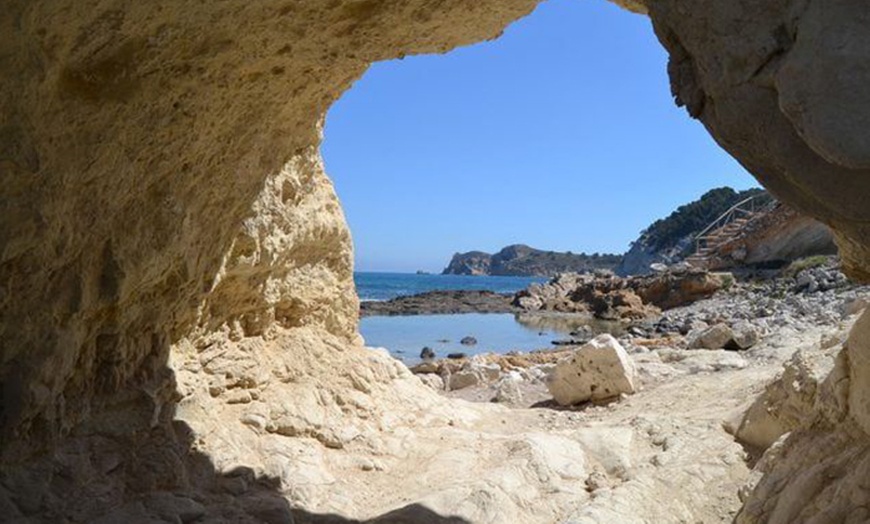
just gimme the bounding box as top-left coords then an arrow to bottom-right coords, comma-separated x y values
354,271 -> 547,302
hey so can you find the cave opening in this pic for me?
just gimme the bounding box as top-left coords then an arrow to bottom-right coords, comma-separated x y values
4,0 -> 870,521
322,0 -> 759,277
320,0 -> 761,358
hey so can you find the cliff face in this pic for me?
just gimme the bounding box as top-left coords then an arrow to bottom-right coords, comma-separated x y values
442,251 -> 493,276
711,204 -> 837,269
2,0 -> 870,521
443,244 -> 622,277
0,1 -> 543,520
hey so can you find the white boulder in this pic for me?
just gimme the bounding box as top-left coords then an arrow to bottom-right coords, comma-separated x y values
494,372 -> 524,404
548,335 -> 638,406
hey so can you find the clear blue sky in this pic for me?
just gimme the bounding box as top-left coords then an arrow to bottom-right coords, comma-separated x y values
322,0 -> 759,273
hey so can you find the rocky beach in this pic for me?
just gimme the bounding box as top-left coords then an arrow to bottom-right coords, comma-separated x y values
345,256 -> 870,522
392,257 -> 866,402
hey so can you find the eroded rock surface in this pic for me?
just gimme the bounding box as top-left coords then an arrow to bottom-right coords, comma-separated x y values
513,268 -> 726,320
3,0 -> 870,521
549,335 -> 639,406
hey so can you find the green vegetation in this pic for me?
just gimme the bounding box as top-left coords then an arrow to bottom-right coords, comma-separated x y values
784,255 -> 831,277
641,187 -> 771,252
716,272 -> 735,290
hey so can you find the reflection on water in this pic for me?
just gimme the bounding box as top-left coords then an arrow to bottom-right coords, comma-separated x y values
361,312 -> 624,364
513,312 -> 625,337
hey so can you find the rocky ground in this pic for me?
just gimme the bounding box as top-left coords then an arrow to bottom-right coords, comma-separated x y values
409,257 -> 867,406
355,257 -> 870,522
360,290 -> 516,317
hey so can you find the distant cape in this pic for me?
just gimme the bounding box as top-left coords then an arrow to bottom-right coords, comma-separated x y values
442,244 -> 621,277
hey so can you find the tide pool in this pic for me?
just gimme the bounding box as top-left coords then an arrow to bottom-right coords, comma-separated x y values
360,313 -> 623,364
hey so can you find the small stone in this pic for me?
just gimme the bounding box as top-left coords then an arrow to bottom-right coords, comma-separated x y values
225,389 -> 253,404
240,413 -> 267,431
585,469 -> 610,492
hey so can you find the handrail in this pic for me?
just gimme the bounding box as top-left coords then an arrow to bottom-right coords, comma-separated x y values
694,195 -> 762,241
692,194 -> 779,256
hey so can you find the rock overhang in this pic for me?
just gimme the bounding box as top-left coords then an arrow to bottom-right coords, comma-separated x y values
3,0 -> 870,520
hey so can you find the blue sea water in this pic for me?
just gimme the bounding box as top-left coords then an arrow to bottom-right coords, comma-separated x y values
353,272 -> 609,362
360,313 -> 557,363
354,272 -> 546,301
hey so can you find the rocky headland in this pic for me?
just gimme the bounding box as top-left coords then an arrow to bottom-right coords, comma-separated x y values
442,188 -> 835,280
360,264 -> 727,320
443,244 -> 622,277
616,187 -> 771,276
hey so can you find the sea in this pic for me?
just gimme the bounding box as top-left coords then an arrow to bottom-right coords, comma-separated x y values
354,272 -> 546,301
354,272 -> 613,364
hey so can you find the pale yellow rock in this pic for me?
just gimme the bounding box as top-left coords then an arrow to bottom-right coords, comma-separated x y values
734,345 -> 838,450
2,0 -> 870,521
848,310 -> 870,434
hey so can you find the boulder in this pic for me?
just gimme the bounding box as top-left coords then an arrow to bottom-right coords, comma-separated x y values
460,336 -> 478,346
688,322 -> 760,351
688,323 -> 735,350
548,335 -> 638,406
727,321 -> 760,350
420,347 -> 436,360
418,373 -> 445,391
634,270 -> 728,310
659,349 -> 749,373
446,359 -> 501,391
494,372 -> 524,404
733,346 -> 838,450
447,370 -> 479,391
410,361 -> 439,374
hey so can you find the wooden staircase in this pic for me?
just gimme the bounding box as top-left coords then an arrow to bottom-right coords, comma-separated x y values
685,196 -> 778,268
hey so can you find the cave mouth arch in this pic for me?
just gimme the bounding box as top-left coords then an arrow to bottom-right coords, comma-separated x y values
319,0 -> 763,362
2,0 -> 870,521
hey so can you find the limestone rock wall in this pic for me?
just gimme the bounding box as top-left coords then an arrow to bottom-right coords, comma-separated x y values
646,0 -> 870,281
644,2 -> 870,519
0,0 -> 540,454
711,205 -> 837,269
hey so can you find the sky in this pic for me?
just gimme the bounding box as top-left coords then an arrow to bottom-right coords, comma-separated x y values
322,0 -> 760,274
